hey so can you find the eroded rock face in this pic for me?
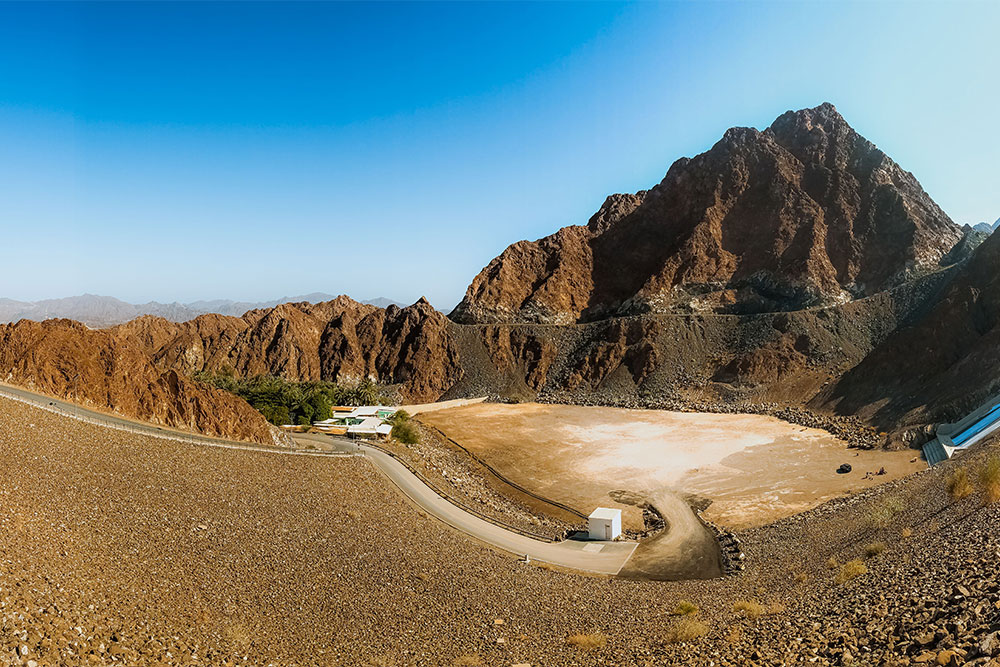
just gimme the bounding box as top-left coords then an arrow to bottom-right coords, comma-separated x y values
451,103 -> 963,324
125,296 -> 464,403
0,319 -> 285,445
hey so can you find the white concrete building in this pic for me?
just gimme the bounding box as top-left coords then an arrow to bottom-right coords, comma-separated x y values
588,507 -> 622,541
312,405 -> 398,436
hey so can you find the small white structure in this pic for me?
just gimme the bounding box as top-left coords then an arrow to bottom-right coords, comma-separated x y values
588,507 -> 622,541
347,416 -> 394,439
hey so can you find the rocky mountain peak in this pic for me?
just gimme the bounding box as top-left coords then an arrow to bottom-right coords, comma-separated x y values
587,192 -> 648,234
452,104 -> 965,324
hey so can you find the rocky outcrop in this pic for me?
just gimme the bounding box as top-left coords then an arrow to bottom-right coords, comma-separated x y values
0,319 -> 286,445
119,296 -> 463,403
0,105 -> 986,446
451,103 -> 963,324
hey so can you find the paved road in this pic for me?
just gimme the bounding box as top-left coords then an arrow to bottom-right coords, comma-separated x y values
294,433 -> 638,574
357,442 -> 637,575
0,381 -> 304,454
0,383 -> 637,575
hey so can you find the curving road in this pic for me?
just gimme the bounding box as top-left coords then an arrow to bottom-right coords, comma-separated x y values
0,383 -> 637,576
356,442 -> 638,575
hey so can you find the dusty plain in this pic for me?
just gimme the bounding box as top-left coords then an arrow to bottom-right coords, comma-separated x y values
418,402 -> 925,529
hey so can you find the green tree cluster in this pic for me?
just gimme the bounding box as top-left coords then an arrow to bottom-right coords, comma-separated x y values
388,409 -> 420,444
194,370 -> 388,426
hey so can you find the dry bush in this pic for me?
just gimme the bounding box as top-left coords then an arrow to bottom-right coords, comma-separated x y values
733,600 -> 783,619
826,556 -> 839,570
901,527 -> 913,538
864,542 -> 887,558
980,456 -> 1000,503
793,571 -> 808,585
868,496 -> 905,529
733,600 -> 766,619
664,618 -> 709,644
672,600 -> 699,616
221,621 -> 252,649
566,633 -> 607,651
836,559 -> 868,584
946,468 -> 974,499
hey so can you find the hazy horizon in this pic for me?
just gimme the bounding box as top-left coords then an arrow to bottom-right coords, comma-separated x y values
2,1 -> 998,309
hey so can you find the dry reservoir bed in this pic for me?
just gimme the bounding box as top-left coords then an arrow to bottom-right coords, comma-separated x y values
419,403 -> 924,529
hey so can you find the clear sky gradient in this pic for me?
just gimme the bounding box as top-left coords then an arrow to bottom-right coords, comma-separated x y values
1,1 -> 998,310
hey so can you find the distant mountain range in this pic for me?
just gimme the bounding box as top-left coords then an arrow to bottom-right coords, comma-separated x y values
971,218 -> 1000,235
0,293 -> 404,327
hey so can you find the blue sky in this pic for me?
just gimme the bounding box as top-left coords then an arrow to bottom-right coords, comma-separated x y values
1,1 -> 998,310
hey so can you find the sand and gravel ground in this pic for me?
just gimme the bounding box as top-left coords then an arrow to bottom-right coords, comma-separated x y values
419,402 -> 923,529
1,395 -> 998,667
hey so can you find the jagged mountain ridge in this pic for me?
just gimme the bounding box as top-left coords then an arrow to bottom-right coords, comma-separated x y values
0,293 -> 405,328
451,103 -> 964,324
116,296 -> 463,403
0,103 -> 991,448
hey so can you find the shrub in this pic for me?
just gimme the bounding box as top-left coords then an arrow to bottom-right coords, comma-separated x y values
980,456 -> 1000,504
664,619 -> 709,644
388,409 -> 411,426
946,468 -> 974,500
868,496 -> 906,529
901,527 -> 913,538
793,571 -> 809,584
864,542 -> 886,558
566,633 -> 607,650
835,559 -> 868,584
733,600 -> 784,618
391,421 -> 421,444
733,600 -> 765,619
672,600 -> 699,616
826,556 -> 840,570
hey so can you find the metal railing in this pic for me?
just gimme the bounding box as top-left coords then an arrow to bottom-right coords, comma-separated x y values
420,423 -> 589,521
360,439 -> 564,543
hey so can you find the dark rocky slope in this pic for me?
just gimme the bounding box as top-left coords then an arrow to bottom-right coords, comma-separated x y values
817,229 -> 1000,439
0,105 -> 986,448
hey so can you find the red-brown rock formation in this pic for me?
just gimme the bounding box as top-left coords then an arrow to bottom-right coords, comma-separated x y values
451,103 -> 963,324
120,297 -> 463,403
0,319 -> 286,445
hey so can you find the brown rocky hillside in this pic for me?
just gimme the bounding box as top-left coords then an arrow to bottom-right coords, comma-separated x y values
451,103 -> 963,324
0,319 -> 286,445
117,296 -> 463,403
0,105 -> 986,448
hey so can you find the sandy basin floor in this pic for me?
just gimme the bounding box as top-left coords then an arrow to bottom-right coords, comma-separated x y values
420,403 -> 924,530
